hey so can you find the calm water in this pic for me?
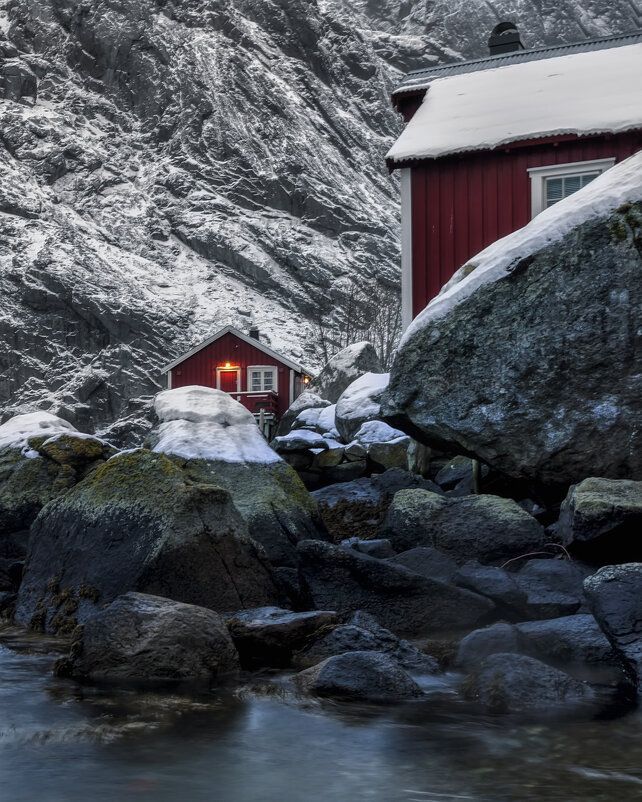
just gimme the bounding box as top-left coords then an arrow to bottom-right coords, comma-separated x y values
2,636 -> 642,802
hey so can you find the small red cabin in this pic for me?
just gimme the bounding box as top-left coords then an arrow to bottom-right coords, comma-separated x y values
387,28 -> 642,329
161,325 -> 309,434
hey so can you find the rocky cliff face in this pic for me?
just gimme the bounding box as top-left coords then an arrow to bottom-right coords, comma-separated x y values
1,0 -> 637,437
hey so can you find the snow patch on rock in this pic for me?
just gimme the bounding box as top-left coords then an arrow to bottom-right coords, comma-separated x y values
0,412 -> 78,453
152,386 -> 281,464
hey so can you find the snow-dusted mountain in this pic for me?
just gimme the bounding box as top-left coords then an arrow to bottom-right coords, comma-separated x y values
1,0 -> 638,437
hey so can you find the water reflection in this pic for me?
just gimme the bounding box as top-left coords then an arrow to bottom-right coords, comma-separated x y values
1,640 -> 642,801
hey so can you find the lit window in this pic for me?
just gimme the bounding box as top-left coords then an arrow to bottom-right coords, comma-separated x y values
528,158 -> 615,217
248,367 -> 275,392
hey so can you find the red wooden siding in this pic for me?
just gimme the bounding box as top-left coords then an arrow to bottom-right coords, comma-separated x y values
410,131 -> 642,317
169,332 -> 296,418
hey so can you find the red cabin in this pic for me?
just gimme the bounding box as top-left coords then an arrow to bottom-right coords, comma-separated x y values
161,325 -> 310,434
386,28 -> 642,329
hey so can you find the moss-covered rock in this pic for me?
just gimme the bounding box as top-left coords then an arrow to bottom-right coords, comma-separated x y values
0,447 -> 77,557
30,433 -> 114,467
181,458 -> 328,567
15,450 -> 279,632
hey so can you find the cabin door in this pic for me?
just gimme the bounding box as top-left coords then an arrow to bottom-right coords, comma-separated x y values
218,369 -> 240,393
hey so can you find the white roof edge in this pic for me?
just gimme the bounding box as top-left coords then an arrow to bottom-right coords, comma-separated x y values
160,325 -> 307,374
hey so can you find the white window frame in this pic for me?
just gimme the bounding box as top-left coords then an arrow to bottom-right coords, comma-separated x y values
247,365 -> 276,393
528,158 -> 615,218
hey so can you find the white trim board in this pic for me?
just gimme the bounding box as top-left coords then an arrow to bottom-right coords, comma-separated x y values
400,168 -> 413,331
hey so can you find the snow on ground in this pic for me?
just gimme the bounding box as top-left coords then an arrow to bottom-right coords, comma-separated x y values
0,412 -> 78,453
273,429 -> 330,450
336,372 -> 390,423
153,386 -> 281,463
401,151 -> 642,346
353,420 -> 409,446
387,43 -> 642,162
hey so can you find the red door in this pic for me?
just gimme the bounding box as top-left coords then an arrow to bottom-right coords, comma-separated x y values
219,370 -> 238,392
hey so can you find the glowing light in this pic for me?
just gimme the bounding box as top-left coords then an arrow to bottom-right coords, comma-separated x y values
303,376 -> 310,384
225,362 -> 231,368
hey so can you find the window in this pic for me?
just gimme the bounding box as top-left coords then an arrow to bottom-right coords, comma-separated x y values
528,158 -> 615,218
248,366 -> 276,392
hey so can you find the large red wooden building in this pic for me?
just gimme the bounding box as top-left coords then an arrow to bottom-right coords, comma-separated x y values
387,27 -> 642,329
161,325 -> 309,432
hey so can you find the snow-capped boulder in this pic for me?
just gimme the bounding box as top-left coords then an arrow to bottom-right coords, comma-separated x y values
15,449 -> 280,634
273,392 -> 331,439
0,413 -> 113,558
335,372 -> 390,443
353,420 -> 410,470
383,154 -> 642,489
149,387 -> 327,566
309,342 -> 383,404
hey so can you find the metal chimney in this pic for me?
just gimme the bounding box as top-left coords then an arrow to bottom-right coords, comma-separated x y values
249,326 -> 260,341
488,22 -> 525,55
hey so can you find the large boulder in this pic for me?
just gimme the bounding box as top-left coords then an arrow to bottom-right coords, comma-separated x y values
62,592 -> 240,682
309,342 -> 383,404
558,478 -> 642,562
294,611 -> 438,672
584,563 -> 642,688
463,653 -> 594,713
294,651 -> 423,701
379,489 -> 545,563
513,559 -> 587,619
15,449 -> 279,634
149,386 -> 328,566
382,159 -> 642,491
296,539 -> 494,635
335,372 -> 390,443
0,413 -> 114,558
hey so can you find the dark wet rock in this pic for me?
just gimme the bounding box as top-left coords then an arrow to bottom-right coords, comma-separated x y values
558,478 -> 642,562
464,653 -> 594,713
64,592 -> 239,682
309,343 -> 383,404
294,651 -> 423,701
224,607 -> 338,669
454,561 -> 528,614
434,456 -> 486,490
517,615 -> 619,667
343,538 -> 396,559
514,559 -> 587,619
379,489 -> 545,563
455,623 -> 533,669
16,450 -> 279,634
296,539 -> 494,635
273,566 -> 305,610
584,563 -> 642,687
382,202 -> 642,491
313,469 -> 441,543
388,547 -> 458,583
295,615 -> 439,673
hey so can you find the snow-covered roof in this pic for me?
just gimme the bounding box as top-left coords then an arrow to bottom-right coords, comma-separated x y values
400,150 -> 642,346
392,30 -> 642,97
160,324 -> 307,374
387,42 -> 642,163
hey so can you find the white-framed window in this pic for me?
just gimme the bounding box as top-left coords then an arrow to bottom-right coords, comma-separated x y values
248,366 -> 276,392
528,158 -> 615,218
